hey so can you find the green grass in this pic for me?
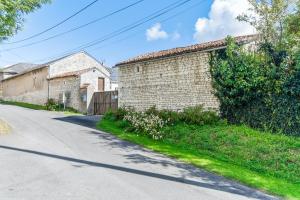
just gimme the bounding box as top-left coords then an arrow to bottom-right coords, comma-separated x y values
0,100 -> 47,110
98,119 -> 300,200
0,100 -> 81,115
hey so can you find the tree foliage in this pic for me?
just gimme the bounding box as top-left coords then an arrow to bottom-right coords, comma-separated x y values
0,0 -> 51,41
237,0 -> 296,47
210,0 -> 300,136
284,1 -> 300,52
210,37 -> 300,135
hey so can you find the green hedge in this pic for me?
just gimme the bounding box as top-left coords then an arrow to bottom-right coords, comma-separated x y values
210,37 -> 300,136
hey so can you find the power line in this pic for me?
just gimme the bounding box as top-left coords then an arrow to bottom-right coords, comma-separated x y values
89,0 -> 208,52
0,56 -> 17,64
34,0 -> 195,63
2,0 -> 100,44
6,51 -> 29,62
72,0 -> 194,51
0,0 -> 146,52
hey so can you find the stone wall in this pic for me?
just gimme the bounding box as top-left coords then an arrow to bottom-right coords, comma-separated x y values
49,76 -> 86,113
1,67 -> 49,105
118,51 -> 220,111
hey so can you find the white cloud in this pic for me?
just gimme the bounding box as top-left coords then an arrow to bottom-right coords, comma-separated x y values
194,0 -> 256,43
146,23 -> 168,41
172,31 -> 181,40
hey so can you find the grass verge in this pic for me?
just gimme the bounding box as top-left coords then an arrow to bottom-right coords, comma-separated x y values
0,100 -> 81,115
0,100 -> 47,110
97,118 -> 300,200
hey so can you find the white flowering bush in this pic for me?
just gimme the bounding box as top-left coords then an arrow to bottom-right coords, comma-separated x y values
124,111 -> 167,140
104,105 -> 221,140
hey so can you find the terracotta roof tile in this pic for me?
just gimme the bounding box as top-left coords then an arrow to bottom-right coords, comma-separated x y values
116,34 -> 259,66
48,67 -> 96,80
0,63 -> 37,73
2,51 -> 109,81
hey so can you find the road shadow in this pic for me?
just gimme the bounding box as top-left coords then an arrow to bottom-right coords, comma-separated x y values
0,145 -> 277,200
51,117 -> 277,200
53,115 -> 101,129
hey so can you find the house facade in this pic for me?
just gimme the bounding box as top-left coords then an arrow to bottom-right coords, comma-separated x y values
115,35 -> 258,111
1,51 -> 112,113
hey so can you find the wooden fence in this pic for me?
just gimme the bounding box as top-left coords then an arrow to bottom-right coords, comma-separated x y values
93,91 -> 118,115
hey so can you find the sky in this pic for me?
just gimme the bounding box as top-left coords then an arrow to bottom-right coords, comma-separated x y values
0,0 -> 256,69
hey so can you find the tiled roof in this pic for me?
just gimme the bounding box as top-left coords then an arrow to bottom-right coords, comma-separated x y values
0,63 -> 37,73
48,67 -> 96,80
116,34 -> 259,66
1,51 -> 108,81
2,64 -> 49,81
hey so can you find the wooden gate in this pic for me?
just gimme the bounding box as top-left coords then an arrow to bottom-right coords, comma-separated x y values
93,91 -> 118,115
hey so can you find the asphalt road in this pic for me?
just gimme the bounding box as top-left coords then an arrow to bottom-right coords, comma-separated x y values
0,104 -> 279,200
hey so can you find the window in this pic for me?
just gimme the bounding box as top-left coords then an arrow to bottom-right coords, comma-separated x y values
98,77 -> 105,92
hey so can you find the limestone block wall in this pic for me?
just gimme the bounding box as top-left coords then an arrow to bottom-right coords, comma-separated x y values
49,76 -> 86,113
2,67 -> 49,105
118,51 -> 220,111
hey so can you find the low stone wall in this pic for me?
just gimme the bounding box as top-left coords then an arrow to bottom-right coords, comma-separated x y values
2,91 -> 48,105
118,51 -> 220,111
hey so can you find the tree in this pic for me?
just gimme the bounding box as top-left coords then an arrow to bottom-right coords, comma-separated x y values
284,1 -> 300,53
0,0 -> 51,41
237,0 -> 295,47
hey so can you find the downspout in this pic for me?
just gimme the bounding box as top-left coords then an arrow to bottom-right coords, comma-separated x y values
47,66 -> 50,103
47,79 -> 50,102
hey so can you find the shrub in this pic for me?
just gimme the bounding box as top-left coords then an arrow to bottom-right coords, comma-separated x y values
144,106 -> 159,116
180,105 -> 221,125
104,105 -> 221,139
124,110 -> 167,140
145,106 -> 180,125
115,107 -> 132,120
103,110 -> 116,121
45,99 -> 60,111
103,107 -> 132,121
158,109 -> 180,125
45,98 -> 78,113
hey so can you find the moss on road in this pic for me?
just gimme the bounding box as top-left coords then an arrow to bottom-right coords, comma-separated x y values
0,119 -> 11,135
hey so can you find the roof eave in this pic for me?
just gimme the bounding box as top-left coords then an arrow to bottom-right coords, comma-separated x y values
114,45 -> 227,68
1,65 -> 49,81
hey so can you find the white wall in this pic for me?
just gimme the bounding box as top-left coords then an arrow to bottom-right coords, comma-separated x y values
49,52 -> 110,78
110,82 -> 118,91
80,69 -> 111,114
